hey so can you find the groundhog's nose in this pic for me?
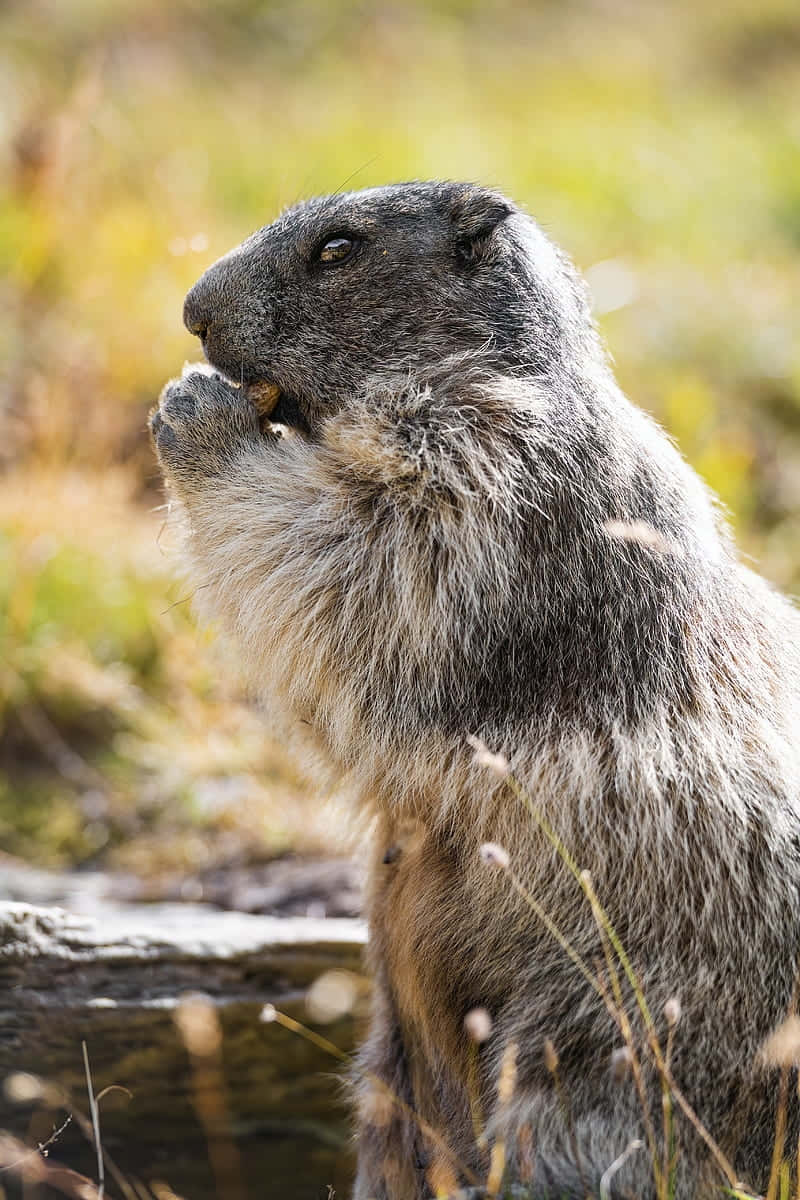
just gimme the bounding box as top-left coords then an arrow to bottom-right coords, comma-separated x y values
183,283 -> 212,341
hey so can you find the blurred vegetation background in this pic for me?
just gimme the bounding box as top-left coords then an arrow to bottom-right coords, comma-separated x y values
1,0 -> 799,879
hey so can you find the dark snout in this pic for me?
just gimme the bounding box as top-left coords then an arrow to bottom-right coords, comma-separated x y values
183,256 -> 233,345
183,277 -> 212,342
182,248 -> 274,385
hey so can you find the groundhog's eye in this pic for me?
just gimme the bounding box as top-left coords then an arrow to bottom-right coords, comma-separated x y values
319,236 -> 355,265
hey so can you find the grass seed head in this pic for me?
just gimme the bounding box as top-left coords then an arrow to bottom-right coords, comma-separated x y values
610,1046 -> 634,1082
467,733 -> 510,778
760,1014 -> 800,1068
479,841 -> 510,870
497,1041 -> 519,1105
664,996 -> 682,1028
464,1007 -> 493,1043
425,1154 -> 460,1198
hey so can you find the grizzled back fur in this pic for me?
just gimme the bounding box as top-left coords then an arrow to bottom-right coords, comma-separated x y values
153,182 -> 800,1198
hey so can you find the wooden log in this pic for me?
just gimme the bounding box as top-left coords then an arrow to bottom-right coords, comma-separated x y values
0,902 -> 368,1199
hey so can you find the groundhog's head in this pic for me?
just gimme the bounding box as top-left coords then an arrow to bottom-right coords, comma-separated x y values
183,181 -> 596,432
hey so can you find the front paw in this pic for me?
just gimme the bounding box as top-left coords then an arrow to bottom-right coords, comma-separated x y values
150,367 -> 260,489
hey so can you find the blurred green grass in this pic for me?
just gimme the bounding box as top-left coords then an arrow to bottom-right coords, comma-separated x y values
1,0 -> 799,869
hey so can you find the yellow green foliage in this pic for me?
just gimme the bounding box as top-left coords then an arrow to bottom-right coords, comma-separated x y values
1,0 -> 799,866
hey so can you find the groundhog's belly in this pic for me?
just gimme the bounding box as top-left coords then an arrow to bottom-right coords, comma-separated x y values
370,815 -> 625,1096
371,819 -> 513,1091
369,822 -> 492,1162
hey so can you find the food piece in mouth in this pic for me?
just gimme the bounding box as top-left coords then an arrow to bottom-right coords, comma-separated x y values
244,380 -> 282,418
243,381 -> 308,440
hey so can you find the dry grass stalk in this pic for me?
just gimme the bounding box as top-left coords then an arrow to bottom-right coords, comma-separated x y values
261,1005 -> 481,1189
581,871 -> 665,1197
425,1153 -> 460,1198
516,769 -> 752,1193
593,968 -> 663,1198
599,1137 -> 644,1200
544,1038 -> 588,1196
0,1116 -> 72,1177
174,994 -> 246,1200
0,1076 -> 139,1200
464,1008 -> 492,1154
480,849 -> 602,998
471,749 -> 753,1197
150,1182 -> 186,1200
662,995 -> 681,1185
70,1106 -> 140,1200
486,1041 -> 518,1197
0,1131 -> 98,1199
765,1070 -> 791,1200
82,1042 -> 104,1200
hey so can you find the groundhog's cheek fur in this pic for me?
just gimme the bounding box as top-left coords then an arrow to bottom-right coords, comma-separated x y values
155,182 -> 800,1200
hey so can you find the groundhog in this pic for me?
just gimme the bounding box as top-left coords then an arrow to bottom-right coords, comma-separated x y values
150,182 -> 800,1199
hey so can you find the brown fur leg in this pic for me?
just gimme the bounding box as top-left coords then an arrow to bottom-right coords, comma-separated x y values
352,983 -> 430,1200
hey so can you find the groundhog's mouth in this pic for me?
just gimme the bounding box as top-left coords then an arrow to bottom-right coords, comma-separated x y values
215,362 -> 310,433
235,379 -> 310,436
243,380 -> 282,418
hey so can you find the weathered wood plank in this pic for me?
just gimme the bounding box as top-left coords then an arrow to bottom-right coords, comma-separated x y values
0,902 -> 368,1199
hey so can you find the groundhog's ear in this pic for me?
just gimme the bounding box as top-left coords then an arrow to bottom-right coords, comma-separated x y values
448,187 -> 514,264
